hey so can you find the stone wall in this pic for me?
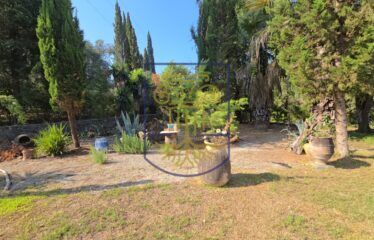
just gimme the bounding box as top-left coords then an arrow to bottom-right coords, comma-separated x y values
0,118 -> 116,143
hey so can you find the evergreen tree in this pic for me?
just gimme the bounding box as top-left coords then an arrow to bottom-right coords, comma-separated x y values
126,13 -> 142,70
268,0 -> 374,157
37,0 -> 86,148
143,48 -> 150,71
147,32 -> 156,73
122,12 -> 130,67
0,0 -> 51,117
191,0 -> 243,94
114,0 -> 124,65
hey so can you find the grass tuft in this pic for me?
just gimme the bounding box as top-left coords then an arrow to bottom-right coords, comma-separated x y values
0,195 -> 43,216
90,147 -> 107,164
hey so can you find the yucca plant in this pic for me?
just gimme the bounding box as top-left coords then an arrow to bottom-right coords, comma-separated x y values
115,111 -> 144,136
113,131 -> 151,154
34,124 -> 70,156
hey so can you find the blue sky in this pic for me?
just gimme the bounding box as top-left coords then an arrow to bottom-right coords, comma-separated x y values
72,0 -> 199,71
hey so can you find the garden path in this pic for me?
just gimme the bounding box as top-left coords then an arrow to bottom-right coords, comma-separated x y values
0,125 -> 308,193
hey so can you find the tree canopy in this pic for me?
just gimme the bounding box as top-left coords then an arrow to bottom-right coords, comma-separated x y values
36,0 -> 86,147
267,0 -> 374,156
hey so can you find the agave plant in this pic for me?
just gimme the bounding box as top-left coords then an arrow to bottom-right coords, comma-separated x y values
115,111 -> 144,136
281,120 -> 305,139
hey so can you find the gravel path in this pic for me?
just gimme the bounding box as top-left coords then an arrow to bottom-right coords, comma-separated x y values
0,125 -> 307,193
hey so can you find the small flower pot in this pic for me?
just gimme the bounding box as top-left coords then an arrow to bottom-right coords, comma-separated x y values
22,149 -> 34,160
95,138 -> 109,151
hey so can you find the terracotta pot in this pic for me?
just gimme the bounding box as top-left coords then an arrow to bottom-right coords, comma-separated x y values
198,140 -> 231,187
309,138 -> 334,163
22,149 -> 34,160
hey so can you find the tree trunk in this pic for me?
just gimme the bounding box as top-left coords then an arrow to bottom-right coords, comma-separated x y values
334,91 -> 349,158
252,107 -> 270,130
356,94 -> 373,133
67,108 -> 80,148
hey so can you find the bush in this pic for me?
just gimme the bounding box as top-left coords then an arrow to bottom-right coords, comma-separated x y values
34,124 -> 70,156
113,131 -> 151,154
90,147 -> 107,164
0,95 -> 27,124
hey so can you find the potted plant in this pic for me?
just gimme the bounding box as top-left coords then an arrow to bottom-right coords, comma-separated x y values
309,113 -> 335,163
198,134 -> 231,187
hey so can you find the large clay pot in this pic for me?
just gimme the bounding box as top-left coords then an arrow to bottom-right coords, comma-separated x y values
309,137 -> 334,163
198,140 -> 231,187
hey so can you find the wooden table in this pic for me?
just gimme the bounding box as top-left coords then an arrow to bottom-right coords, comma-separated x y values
160,130 -> 178,145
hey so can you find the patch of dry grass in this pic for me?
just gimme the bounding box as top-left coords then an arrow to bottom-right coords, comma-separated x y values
0,144 -> 373,239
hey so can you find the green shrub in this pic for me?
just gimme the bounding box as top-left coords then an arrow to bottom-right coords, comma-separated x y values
34,124 -> 70,156
189,89 -> 248,134
90,147 -> 107,164
0,95 -> 27,124
113,131 -> 151,154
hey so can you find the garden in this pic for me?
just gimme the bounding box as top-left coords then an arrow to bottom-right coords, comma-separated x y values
1,0 -> 374,239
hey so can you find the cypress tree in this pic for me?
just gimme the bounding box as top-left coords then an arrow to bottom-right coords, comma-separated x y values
143,48 -> 149,71
147,32 -> 156,73
114,0 -> 123,64
191,0 -> 242,94
126,13 -> 142,70
122,11 -> 130,67
36,0 -> 86,148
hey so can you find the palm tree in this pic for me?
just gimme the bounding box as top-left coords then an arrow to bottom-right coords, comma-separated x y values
237,0 -> 282,128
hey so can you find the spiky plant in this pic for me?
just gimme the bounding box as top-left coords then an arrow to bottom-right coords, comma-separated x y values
115,111 -> 144,136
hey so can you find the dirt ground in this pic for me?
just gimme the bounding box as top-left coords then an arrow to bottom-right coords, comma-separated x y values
0,125 -> 308,193
1,125 -> 373,239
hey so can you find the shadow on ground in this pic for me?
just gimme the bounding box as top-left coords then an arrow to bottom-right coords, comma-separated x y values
351,154 -> 374,159
2,179 -> 153,198
227,172 -> 280,188
329,157 -> 371,169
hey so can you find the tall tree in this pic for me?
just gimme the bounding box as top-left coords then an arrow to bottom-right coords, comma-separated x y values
0,0 -> 51,117
356,94 -> 373,133
143,48 -> 150,71
114,0 -> 124,65
126,13 -> 142,70
37,0 -> 86,148
0,0 -> 40,98
122,11 -> 130,67
268,0 -> 374,157
236,2 -> 282,127
191,0 -> 243,97
147,32 -> 156,73
83,40 -> 114,118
